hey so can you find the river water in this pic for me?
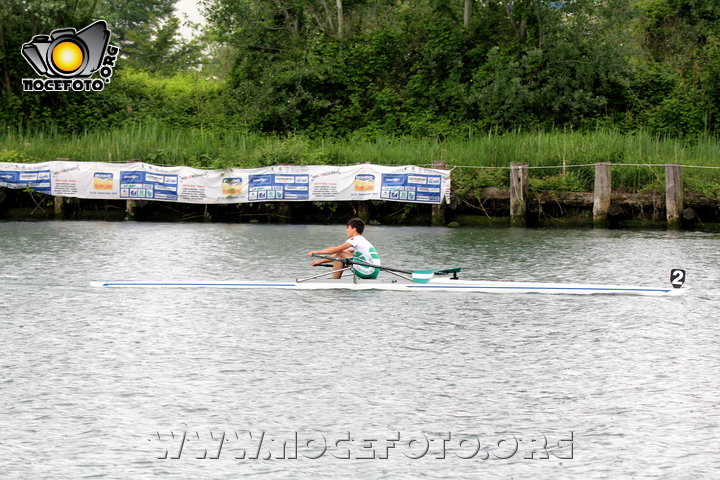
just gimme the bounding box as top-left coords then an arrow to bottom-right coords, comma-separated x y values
1,221 -> 718,479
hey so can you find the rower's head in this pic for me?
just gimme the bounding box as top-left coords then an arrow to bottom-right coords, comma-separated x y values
346,217 -> 365,236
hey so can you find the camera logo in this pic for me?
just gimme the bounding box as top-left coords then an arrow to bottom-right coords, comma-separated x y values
21,20 -> 120,92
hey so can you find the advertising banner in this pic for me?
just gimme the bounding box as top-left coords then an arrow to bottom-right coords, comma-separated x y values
0,161 -> 451,205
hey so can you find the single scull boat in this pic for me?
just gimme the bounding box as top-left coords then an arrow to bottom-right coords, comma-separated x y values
90,277 -> 686,295
90,255 -> 689,296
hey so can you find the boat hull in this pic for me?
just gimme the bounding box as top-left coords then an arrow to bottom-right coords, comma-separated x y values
90,278 -> 688,296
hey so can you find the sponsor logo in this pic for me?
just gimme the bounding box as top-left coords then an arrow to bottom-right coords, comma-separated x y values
354,174 -> 375,192
222,177 -> 243,195
93,172 -> 114,190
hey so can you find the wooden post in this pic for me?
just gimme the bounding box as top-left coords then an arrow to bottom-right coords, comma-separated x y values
510,163 -> 528,227
52,158 -> 70,220
356,201 -> 369,221
53,196 -> 65,218
431,160 -> 446,226
593,162 -> 612,227
125,200 -> 136,220
665,164 -> 683,229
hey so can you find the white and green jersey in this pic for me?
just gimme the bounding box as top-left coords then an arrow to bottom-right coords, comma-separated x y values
346,235 -> 380,278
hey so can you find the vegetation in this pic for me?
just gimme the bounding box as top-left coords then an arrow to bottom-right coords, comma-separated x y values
1,0 -> 720,197
3,125 -> 720,195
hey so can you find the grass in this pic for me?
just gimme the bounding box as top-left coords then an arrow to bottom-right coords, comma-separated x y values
2,124 -> 720,195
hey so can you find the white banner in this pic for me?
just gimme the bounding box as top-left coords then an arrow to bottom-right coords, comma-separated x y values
0,162 -> 451,204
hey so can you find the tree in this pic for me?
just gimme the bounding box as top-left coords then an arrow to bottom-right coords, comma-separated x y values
482,1 -> 635,124
633,0 -> 720,135
97,0 -> 176,48
122,15 -> 205,74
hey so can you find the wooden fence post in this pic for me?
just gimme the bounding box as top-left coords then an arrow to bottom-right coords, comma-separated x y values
356,201 -> 369,221
53,157 -> 70,219
431,160 -> 446,226
665,164 -> 683,229
125,200 -> 136,220
593,162 -> 612,227
54,196 -> 65,218
510,163 -> 528,227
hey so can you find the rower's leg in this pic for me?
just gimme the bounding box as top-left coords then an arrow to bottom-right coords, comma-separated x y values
332,249 -> 353,279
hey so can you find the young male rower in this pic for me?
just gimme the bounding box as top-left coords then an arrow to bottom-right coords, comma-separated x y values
308,218 -> 381,279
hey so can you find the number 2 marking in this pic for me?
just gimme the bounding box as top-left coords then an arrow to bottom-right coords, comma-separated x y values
670,269 -> 686,288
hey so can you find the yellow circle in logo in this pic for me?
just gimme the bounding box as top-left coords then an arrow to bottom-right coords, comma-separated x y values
52,41 -> 83,73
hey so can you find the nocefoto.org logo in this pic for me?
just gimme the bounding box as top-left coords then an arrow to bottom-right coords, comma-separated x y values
21,20 -> 120,92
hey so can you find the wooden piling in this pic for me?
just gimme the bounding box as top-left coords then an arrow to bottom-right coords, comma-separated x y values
665,164 -> 683,229
431,160 -> 447,226
53,196 -> 65,218
356,201 -> 370,222
593,162 -> 612,228
125,200 -> 136,220
52,158 -> 70,219
510,163 -> 528,227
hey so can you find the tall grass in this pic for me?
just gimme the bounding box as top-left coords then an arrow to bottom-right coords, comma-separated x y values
2,124 -> 720,194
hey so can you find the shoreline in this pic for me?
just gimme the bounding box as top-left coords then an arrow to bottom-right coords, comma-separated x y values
2,188 -> 719,231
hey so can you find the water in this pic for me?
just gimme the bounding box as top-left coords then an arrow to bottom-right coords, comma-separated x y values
1,221 -> 718,479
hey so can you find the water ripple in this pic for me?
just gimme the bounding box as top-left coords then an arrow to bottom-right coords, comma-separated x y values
1,222 -> 718,479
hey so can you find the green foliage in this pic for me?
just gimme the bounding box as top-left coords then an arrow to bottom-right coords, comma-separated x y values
98,0 -> 176,44
0,149 -> 34,163
0,68 -> 229,133
642,87 -> 715,138
630,0 -> 720,135
684,174 -> 720,200
530,172 -> 591,192
3,0 -> 720,157
637,0 -> 720,64
122,16 -> 205,74
202,0 -> 656,136
451,168 -> 509,201
3,124 -> 720,197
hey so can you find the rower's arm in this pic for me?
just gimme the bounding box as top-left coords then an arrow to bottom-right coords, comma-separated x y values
308,242 -> 352,257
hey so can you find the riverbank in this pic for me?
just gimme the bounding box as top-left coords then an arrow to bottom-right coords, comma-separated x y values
3,127 -> 720,229
3,186 -> 719,231
3,125 -> 720,195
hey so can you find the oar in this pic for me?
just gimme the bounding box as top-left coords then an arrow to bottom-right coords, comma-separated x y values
310,254 -> 459,284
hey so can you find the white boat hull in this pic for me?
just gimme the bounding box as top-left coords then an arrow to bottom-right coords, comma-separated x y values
90,277 -> 688,296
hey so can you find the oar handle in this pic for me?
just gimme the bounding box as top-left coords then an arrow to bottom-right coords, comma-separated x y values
311,253 -> 350,265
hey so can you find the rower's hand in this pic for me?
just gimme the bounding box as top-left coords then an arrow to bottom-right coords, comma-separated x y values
308,251 -> 322,266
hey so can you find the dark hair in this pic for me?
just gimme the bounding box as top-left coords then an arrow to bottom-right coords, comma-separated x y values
346,217 -> 365,234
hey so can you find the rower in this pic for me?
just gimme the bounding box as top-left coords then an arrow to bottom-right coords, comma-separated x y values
308,218 -> 381,279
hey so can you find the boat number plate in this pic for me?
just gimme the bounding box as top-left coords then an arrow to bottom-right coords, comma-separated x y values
670,269 -> 686,288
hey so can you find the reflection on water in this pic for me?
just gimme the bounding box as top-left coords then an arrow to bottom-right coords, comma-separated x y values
1,221 -> 718,479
